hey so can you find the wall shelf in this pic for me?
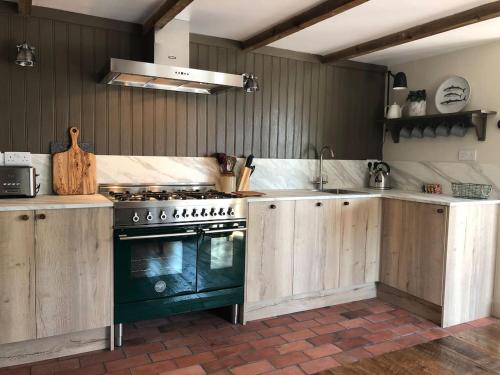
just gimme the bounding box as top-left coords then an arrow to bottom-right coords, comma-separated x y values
385,110 -> 497,143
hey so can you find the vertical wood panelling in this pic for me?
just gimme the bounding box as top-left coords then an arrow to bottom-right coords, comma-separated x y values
301,63 -> 312,158
154,91 -> 166,156
10,16 -> 26,151
94,27 -> 107,154
106,30 -> 121,155
196,44 -> 208,156
0,12 -> 384,159
269,56 -> 280,158
234,50 -> 245,155
54,22 -> 69,145
166,91 -> 176,155
285,59 -> 296,159
216,47 -> 227,154
277,57 -> 288,159
226,48 -> 236,156
260,54 -> 272,158
0,15 -> 11,151
39,19 -> 55,153
293,60 -> 304,159
142,89 -> 154,155
243,53 -> 254,156
26,17 -> 41,152
309,63 -> 319,159
206,46 -> 217,156
252,53 -> 263,157
81,26 -> 95,147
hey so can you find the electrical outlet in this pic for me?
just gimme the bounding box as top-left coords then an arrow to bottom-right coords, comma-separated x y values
4,152 -> 32,166
458,150 -> 477,161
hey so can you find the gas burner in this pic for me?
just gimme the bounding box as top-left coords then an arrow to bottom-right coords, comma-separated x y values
99,183 -> 246,228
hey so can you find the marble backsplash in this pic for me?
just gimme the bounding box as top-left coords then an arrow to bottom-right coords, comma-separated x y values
32,154 -> 369,195
388,161 -> 500,198
32,155 -> 500,198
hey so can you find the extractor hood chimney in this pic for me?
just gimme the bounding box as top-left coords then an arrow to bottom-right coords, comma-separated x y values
100,20 -> 256,95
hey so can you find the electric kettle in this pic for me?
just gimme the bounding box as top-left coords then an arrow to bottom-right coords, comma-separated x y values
368,161 -> 391,190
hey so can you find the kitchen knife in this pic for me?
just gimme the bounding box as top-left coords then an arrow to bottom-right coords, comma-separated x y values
245,154 -> 254,168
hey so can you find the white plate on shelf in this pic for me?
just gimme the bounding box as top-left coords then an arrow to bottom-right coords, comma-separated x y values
435,76 -> 471,114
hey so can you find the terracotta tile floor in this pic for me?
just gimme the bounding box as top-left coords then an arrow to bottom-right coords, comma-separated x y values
2,298 -> 498,375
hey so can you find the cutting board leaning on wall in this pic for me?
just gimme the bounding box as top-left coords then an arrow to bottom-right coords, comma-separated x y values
52,127 -> 97,195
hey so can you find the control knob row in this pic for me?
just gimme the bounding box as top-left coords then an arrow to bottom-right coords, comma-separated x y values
132,210 -> 167,223
133,207 -> 236,222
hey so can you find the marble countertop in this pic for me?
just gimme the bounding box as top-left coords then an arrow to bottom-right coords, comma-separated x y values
247,188 -> 500,206
0,194 -> 113,211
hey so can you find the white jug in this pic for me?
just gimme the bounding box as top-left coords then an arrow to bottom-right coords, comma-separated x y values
386,103 -> 402,119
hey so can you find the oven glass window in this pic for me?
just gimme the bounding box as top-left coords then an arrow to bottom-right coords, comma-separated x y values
130,241 -> 183,278
210,236 -> 234,270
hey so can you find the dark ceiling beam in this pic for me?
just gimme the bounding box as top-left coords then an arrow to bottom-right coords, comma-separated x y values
17,0 -> 32,15
321,1 -> 500,63
241,0 -> 368,52
143,0 -> 194,35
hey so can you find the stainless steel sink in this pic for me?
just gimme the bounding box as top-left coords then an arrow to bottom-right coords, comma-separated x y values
313,188 -> 370,195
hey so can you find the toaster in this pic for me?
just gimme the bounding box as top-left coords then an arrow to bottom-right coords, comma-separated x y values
0,166 -> 38,197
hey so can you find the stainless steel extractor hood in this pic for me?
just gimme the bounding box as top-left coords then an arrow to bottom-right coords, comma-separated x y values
100,20 -> 248,95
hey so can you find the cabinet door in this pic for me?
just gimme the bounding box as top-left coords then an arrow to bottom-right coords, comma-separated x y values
35,208 -> 113,338
0,211 -> 36,344
339,199 -> 381,287
293,199 -> 341,294
246,201 -> 295,303
380,200 -> 446,305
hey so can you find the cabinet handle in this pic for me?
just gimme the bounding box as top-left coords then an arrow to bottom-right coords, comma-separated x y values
269,204 -> 277,209
437,208 -> 444,214
37,213 -> 46,220
316,202 -> 323,207
20,214 -> 30,221
343,202 -> 350,206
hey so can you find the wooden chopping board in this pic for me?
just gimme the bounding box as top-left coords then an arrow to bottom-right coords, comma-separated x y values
52,127 -> 96,195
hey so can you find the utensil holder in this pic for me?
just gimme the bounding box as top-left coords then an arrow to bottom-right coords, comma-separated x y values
220,173 -> 236,193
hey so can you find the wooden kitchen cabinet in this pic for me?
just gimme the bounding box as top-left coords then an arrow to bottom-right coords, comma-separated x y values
0,211 -> 36,345
245,197 -> 380,322
380,200 -> 446,306
35,208 -> 113,338
293,199 -> 341,294
339,198 -> 382,288
246,200 -> 295,303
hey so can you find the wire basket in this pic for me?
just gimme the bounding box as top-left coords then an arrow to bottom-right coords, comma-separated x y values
451,183 -> 492,199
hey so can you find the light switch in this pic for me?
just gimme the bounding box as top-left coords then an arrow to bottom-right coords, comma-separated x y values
458,150 -> 477,161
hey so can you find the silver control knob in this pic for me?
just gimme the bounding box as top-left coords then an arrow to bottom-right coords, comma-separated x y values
210,208 -> 217,216
192,209 -> 199,217
228,208 -> 235,216
182,209 -> 190,218
132,212 -> 140,223
146,211 -> 153,221
219,208 -> 226,216
160,210 -> 167,220
173,209 -> 180,219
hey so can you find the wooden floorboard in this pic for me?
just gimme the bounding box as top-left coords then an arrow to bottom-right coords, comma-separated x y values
321,323 -> 500,374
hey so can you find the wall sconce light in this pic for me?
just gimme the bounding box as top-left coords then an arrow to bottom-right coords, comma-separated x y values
243,73 -> 259,93
15,41 -> 36,67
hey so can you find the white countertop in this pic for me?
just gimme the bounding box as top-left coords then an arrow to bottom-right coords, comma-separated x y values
1,188 -> 498,212
0,194 -> 113,211
247,188 -> 500,206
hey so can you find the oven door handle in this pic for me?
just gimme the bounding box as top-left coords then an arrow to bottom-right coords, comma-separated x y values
202,228 -> 247,234
118,232 -> 198,241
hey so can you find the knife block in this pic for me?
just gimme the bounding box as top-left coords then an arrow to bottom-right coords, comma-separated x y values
237,167 -> 252,191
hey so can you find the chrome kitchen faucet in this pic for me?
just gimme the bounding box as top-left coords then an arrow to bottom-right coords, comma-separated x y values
316,146 -> 335,191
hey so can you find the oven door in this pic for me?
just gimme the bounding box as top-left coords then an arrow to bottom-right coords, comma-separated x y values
197,221 -> 246,292
115,226 -> 199,303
